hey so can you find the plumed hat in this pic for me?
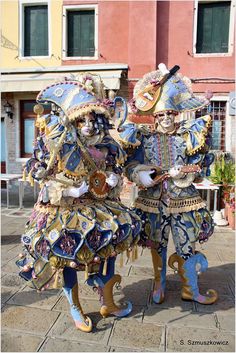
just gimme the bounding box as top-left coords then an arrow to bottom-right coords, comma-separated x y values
130,64 -> 209,115
37,73 -> 112,121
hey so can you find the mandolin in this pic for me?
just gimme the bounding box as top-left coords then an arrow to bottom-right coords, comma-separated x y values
135,65 -> 180,112
151,164 -> 201,187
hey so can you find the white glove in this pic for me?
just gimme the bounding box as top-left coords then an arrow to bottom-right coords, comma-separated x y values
138,170 -> 155,187
106,173 -> 119,188
34,166 -> 46,179
62,181 -> 89,198
169,166 -> 185,179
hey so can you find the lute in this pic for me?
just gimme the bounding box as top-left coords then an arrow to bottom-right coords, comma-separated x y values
135,65 -> 180,112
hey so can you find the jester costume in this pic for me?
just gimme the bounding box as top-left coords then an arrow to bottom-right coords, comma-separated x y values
120,64 -> 218,305
16,73 -> 141,332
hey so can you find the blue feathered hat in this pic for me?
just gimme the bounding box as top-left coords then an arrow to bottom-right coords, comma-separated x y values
36,73 -> 112,121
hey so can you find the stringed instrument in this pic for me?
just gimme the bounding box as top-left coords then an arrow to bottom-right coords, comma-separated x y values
151,164 -> 201,188
135,65 -> 180,112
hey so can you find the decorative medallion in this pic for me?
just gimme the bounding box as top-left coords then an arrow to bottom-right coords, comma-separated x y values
48,229 -> 60,242
54,87 -> 64,97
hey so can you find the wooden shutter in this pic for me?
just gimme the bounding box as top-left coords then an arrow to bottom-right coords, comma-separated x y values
196,2 -> 230,53
67,10 -> 95,57
24,5 -> 48,56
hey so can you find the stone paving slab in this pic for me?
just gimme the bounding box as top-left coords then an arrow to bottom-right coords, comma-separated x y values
48,312 -> 113,345
2,257 -> 22,273
109,347 -> 141,352
129,265 -> 154,277
218,249 -> 235,263
115,276 -> 152,306
53,295 -> 101,315
143,307 -> 218,330
1,286 -> 20,305
1,304 -> 60,336
1,330 -> 45,352
216,313 -> 235,333
166,326 -> 235,352
197,281 -> 233,298
1,272 -> 26,288
109,318 -> 165,351
39,337 -> 109,352
6,286 -> 61,310
150,291 -> 194,311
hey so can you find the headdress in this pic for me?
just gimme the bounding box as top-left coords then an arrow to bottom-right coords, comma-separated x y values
37,73 -> 113,121
130,64 -> 209,116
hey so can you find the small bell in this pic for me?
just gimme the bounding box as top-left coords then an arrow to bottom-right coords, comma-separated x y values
22,168 -> 27,182
102,258 -> 108,276
84,264 -> 89,280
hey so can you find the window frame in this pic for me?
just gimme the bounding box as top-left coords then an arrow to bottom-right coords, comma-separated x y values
193,0 -> 235,57
195,96 -> 228,151
19,100 -> 38,158
19,99 -> 51,158
19,0 -> 51,59
62,4 -> 98,60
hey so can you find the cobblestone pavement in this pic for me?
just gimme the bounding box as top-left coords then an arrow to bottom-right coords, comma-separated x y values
1,192 -> 235,352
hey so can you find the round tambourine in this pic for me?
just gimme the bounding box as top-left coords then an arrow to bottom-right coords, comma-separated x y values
89,170 -> 110,199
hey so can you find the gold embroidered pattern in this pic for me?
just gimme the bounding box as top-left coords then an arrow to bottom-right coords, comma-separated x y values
134,197 -> 160,214
167,196 -> 206,213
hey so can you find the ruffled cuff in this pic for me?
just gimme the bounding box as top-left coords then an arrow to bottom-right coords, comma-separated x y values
46,180 -> 66,206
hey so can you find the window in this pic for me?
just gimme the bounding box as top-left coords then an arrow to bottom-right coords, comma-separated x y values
20,101 -> 50,157
63,5 -> 98,59
196,101 -> 226,150
23,4 -> 48,57
1,119 -> 6,163
194,0 -> 234,55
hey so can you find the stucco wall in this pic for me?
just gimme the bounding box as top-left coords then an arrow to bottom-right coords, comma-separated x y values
62,0 -> 158,78
1,0 -> 63,69
156,1 -> 235,93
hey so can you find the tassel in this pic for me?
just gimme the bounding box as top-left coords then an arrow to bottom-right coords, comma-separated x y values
22,168 -> 27,181
131,247 -> 136,262
102,258 -> 107,276
28,170 -> 34,187
135,245 -> 138,260
119,252 -> 124,268
58,159 -> 63,171
84,264 -> 89,280
126,249 -> 130,261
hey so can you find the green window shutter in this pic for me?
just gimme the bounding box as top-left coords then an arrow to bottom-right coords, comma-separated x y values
24,5 -> 48,57
196,2 -> 230,53
67,10 -> 95,57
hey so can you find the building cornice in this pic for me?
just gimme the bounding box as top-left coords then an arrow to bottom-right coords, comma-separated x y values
1,63 -> 129,75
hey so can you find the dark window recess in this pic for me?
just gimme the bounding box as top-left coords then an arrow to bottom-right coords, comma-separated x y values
196,101 -> 226,150
24,5 -> 48,56
196,1 -> 230,53
67,10 -> 95,57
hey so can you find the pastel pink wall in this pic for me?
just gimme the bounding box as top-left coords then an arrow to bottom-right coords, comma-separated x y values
63,1 -> 157,78
156,1 -> 235,93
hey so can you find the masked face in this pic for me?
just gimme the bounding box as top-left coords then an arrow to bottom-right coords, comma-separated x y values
156,112 -> 176,132
77,114 -> 96,137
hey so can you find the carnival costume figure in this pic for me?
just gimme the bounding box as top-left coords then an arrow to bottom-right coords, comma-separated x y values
16,73 -> 141,332
119,64 -> 218,305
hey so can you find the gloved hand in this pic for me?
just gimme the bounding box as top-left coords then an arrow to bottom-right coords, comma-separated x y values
106,173 -> 119,188
62,181 -> 89,198
138,170 -> 156,187
34,166 -> 46,179
169,166 -> 185,179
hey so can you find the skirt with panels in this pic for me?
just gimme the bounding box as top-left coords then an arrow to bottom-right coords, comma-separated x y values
16,198 -> 141,291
